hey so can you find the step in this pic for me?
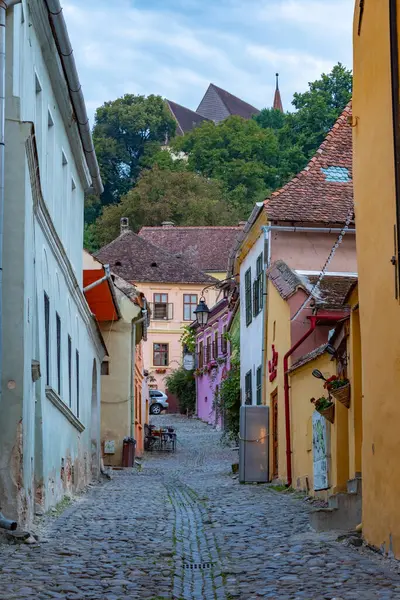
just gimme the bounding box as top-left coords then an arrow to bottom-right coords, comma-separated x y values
310,507 -> 360,533
347,475 -> 362,495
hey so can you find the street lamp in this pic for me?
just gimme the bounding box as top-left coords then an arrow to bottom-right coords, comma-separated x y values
312,369 -> 326,381
194,297 -> 210,327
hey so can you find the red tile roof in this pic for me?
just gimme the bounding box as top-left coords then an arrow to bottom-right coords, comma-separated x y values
264,102 -> 353,224
96,230 -> 217,285
139,226 -> 241,273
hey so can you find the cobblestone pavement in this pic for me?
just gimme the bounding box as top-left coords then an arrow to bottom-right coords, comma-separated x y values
1,415 -> 400,599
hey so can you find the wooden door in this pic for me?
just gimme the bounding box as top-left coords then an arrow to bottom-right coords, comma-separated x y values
271,391 -> 278,480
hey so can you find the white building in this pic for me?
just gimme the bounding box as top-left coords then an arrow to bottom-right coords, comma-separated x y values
0,1 -> 106,527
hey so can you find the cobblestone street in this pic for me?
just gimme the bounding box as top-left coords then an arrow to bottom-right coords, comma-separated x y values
1,415 -> 400,600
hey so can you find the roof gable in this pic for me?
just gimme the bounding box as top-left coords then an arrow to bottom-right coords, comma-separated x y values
268,260 -> 357,308
197,83 -> 260,122
96,230 -> 217,285
264,102 -> 353,224
139,226 -> 241,273
166,100 -> 211,135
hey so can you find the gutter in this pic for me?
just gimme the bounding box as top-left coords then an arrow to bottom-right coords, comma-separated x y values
44,1 -> 103,195
130,305 -> 148,438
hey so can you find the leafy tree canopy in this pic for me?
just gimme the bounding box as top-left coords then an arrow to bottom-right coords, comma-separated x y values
92,94 -> 176,215
88,167 -> 238,250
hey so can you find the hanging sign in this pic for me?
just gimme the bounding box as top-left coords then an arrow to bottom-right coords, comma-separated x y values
268,345 -> 279,382
183,353 -> 195,371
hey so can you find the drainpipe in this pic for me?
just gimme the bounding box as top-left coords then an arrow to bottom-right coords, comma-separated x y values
83,264 -> 111,293
283,316 -> 317,487
0,0 -> 21,532
0,511 -> 17,530
260,229 -> 270,404
130,307 -> 147,438
283,312 -> 346,487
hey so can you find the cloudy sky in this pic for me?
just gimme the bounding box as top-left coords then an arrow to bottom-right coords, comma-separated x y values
64,0 -> 354,125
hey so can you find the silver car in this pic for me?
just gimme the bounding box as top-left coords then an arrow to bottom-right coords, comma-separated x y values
149,390 -> 169,415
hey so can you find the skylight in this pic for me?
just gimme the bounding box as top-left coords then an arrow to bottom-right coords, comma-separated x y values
321,166 -> 351,182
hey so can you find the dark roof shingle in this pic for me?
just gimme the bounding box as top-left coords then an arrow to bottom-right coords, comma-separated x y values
139,226 -> 241,273
268,260 -> 357,308
166,100 -> 211,135
198,84 -> 260,120
96,230 -> 217,285
264,103 -> 353,224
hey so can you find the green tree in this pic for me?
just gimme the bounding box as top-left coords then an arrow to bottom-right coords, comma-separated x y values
92,94 -> 176,216
165,367 -> 196,414
172,116 -> 281,216
256,63 -> 352,159
88,167 -> 239,250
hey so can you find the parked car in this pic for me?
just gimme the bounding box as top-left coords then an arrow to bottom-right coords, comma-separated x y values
149,390 -> 169,415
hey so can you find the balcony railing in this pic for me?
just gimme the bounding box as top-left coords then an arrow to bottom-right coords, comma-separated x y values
149,302 -> 174,321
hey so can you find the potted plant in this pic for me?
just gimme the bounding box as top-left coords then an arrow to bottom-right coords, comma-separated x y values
324,375 -> 350,408
310,396 -> 335,424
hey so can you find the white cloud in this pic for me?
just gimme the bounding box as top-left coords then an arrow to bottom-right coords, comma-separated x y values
62,0 -> 353,125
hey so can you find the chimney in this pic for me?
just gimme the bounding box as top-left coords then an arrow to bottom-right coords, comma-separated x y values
120,217 -> 129,234
161,221 -> 175,228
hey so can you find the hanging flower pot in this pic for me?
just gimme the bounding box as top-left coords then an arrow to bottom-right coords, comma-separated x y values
310,397 -> 335,424
324,376 -> 350,409
319,403 -> 335,424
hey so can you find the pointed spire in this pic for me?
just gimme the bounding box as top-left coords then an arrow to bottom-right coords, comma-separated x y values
273,73 -> 283,112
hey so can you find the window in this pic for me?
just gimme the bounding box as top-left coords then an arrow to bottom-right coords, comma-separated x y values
245,268 -> 252,326
221,324 -> 228,354
183,294 -> 198,321
245,370 -> 252,405
56,313 -> 61,395
198,341 -> 204,368
153,293 -> 168,320
101,361 -> 109,375
68,335 -> 72,407
206,336 -> 211,363
76,350 -> 80,418
253,253 -> 264,317
213,330 -> 218,359
256,366 -> 262,405
153,343 -> 169,366
44,293 -> 50,386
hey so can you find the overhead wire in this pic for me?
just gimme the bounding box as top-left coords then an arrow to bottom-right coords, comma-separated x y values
290,207 -> 355,322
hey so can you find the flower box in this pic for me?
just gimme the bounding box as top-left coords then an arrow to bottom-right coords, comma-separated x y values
319,403 -> 335,424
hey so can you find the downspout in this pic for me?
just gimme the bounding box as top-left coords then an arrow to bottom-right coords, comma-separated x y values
130,307 -> 147,438
83,264 -> 111,293
283,316 -> 317,487
0,511 -> 17,530
260,228 -> 270,404
0,0 -> 21,531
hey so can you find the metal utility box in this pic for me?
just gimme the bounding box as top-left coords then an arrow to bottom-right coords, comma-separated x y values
239,405 -> 269,483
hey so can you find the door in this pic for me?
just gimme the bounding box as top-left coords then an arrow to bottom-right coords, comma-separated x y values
312,411 -> 329,491
271,391 -> 278,480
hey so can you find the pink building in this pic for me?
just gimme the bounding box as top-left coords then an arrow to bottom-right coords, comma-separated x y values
194,299 -> 231,428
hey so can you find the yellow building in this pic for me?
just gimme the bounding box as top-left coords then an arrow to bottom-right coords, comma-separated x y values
97,220 -> 219,395
265,261 -> 357,499
353,0 -> 400,556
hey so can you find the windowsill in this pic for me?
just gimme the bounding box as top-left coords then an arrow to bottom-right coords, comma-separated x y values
45,386 -> 85,433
